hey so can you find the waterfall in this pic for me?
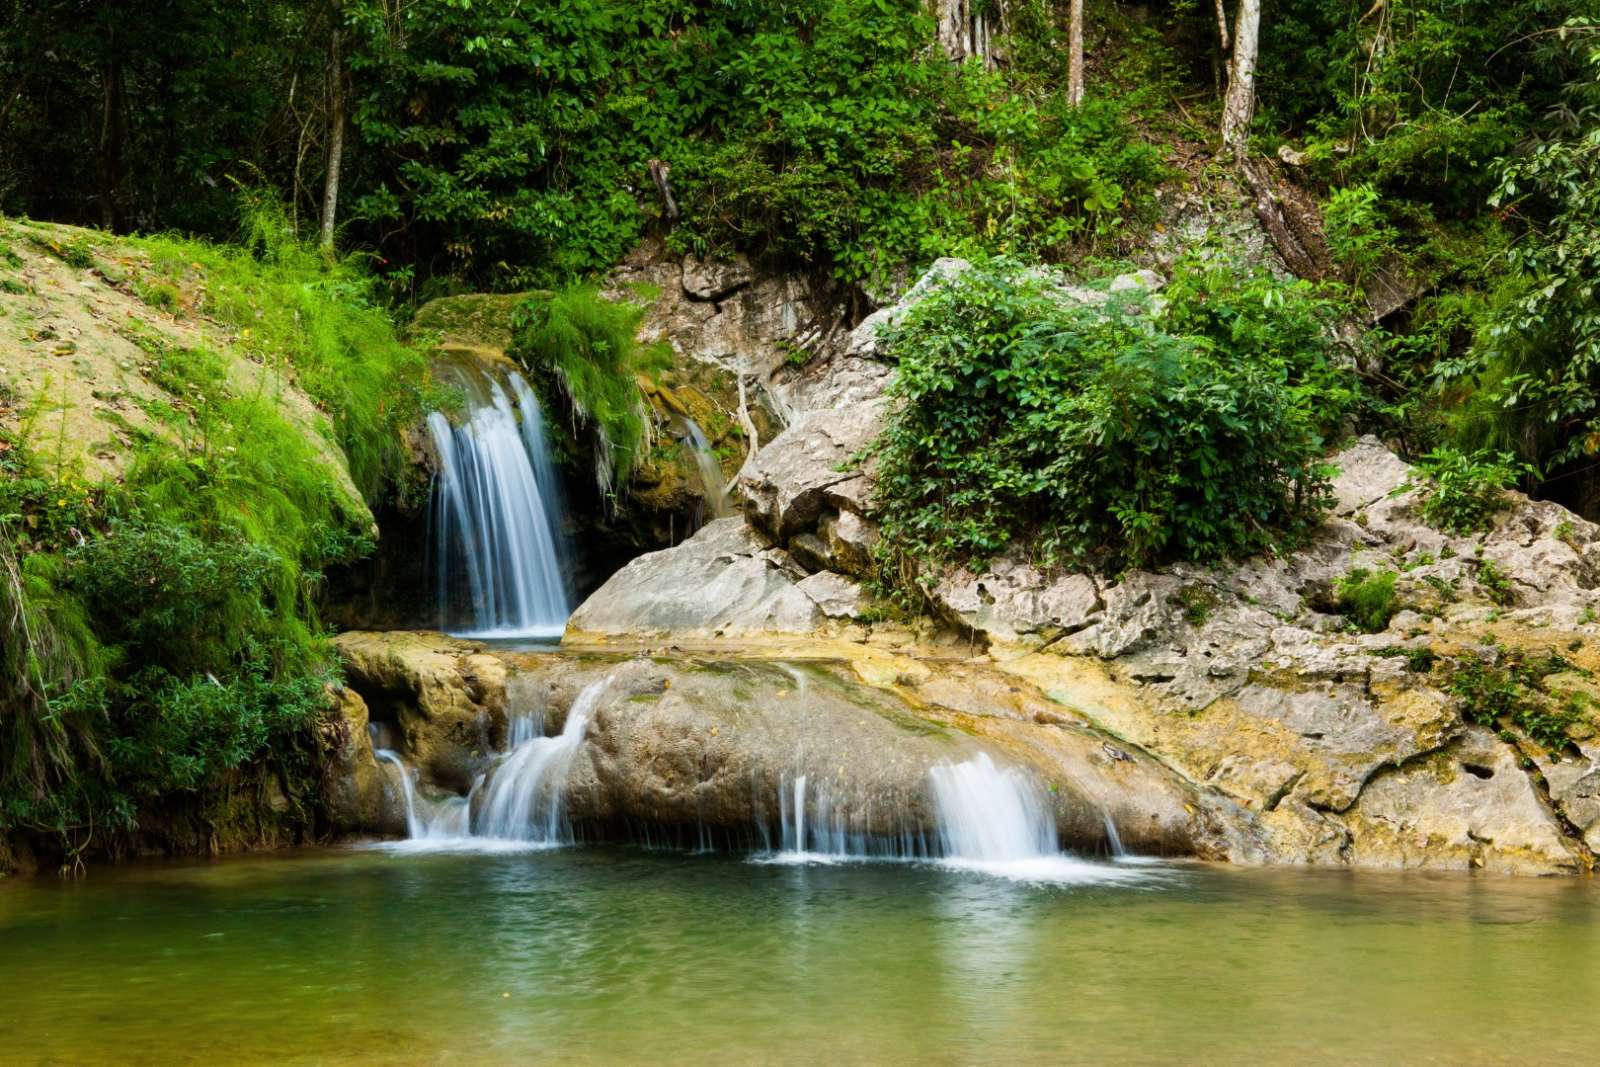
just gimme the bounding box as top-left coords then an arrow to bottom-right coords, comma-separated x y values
368,678 -> 608,852
374,749 -> 472,842
1101,806 -> 1126,859
428,365 -> 571,639
928,753 -> 1143,884
763,772 -> 932,864
680,416 -> 733,525
475,679 -> 606,842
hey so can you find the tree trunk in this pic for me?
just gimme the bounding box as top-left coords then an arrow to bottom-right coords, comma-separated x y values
96,37 -> 126,232
320,13 -> 345,254
1067,0 -> 1085,107
1220,0 -> 1261,158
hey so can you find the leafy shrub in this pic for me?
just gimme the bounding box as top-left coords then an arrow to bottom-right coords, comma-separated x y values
1450,648 -> 1584,752
1,205 -> 429,849
1335,568 -> 1400,633
510,287 -> 663,500
1324,184 -> 1398,286
1411,447 -> 1528,534
873,259 -> 1341,585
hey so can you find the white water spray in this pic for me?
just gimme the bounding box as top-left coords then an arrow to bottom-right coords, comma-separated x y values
370,678 -> 609,852
476,679 -> 606,841
929,753 -> 1143,884
428,367 -> 571,638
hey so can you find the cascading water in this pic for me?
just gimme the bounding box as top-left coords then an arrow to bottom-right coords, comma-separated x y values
765,774 -> 931,863
374,749 -> 472,843
475,679 -> 606,842
680,416 -> 733,526
370,678 -> 609,852
428,364 -> 571,639
928,753 -> 1141,883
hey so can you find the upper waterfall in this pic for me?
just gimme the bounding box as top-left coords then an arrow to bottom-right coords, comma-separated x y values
427,362 -> 572,638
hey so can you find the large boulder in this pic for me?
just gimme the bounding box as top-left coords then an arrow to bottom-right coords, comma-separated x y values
335,633 -> 1230,857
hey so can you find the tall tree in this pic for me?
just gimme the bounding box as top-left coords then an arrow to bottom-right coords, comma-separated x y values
1067,0 -> 1084,106
1220,0 -> 1260,157
319,1 -> 345,252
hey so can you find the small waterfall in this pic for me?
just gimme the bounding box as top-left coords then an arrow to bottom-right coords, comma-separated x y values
763,772 -> 931,863
375,749 -> 472,841
680,416 -> 733,525
1101,806 -> 1126,859
475,679 -> 607,842
369,678 -> 608,852
928,753 -> 1142,883
428,365 -> 571,639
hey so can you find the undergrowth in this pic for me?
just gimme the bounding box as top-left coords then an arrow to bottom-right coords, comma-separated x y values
871,256 -> 1348,600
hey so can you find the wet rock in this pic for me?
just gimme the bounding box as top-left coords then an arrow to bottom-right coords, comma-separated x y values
333,630 -> 502,794
319,684 -> 404,835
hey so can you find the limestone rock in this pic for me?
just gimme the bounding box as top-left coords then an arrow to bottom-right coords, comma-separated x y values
931,559 -> 1102,648
565,518 -> 823,639
333,630 -> 502,794
319,684 -> 403,835
736,399 -> 886,541
681,254 -> 756,301
796,570 -> 866,619
1341,727 -> 1582,875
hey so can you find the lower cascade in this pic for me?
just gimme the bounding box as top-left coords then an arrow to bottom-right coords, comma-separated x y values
763,752 -> 1139,883
428,363 -> 571,639
374,678 -> 608,849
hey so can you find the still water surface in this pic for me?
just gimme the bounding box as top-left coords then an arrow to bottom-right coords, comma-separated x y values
2,847 -> 1596,1065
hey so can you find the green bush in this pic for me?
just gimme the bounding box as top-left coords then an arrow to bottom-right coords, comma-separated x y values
1450,648 -> 1583,752
873,258 -> 1342,586
1411,447 -> 1528,534
1335,568 -> 1400,633
510,287 -> 664,501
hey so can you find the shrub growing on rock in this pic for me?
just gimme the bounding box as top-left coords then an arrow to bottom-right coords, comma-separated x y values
873,259 -> 1344,582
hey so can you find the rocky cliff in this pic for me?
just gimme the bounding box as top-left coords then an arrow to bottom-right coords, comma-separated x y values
560,259 -> 1600,876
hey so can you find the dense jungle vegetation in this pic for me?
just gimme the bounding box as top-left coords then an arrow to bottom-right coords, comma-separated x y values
2,0 -> 1597,862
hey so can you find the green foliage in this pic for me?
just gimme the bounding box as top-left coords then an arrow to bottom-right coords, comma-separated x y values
1376,645 -> 1438,673
0,207 -> 430,850
1475,557 -> 1514,607
1411,447 -> 1528,534
1323,184 -> 1397,285
1450,647 -> 1584,752
1335,568 -> 1400,633
1178,585 -> 1220,627
509,287 -> 658,500
873,258 -> 1341,588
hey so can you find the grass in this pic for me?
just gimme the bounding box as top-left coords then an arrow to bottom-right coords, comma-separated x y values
509,285 -> 668,503
1335,568 -> 1401,634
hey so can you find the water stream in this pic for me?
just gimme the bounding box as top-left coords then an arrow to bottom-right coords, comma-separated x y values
428,365 -> 571,638
680,415 -> 733,525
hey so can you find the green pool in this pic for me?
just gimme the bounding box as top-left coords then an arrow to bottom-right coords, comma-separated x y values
3,846 -> 1595,1065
